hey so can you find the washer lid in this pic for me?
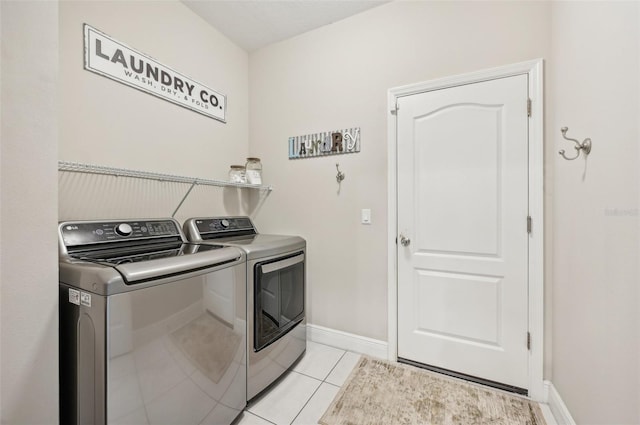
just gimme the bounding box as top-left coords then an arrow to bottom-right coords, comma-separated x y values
60,243 -> 244,295
113,244 -> 241,284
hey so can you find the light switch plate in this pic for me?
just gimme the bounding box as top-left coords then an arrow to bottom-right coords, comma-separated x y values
361,209 -> 371,224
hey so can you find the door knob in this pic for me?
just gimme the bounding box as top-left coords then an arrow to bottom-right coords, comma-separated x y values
399,235 -> 411,247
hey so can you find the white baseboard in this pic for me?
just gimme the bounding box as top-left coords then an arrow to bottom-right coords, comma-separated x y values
544,381 -> 576,425
307,324 -> 388,359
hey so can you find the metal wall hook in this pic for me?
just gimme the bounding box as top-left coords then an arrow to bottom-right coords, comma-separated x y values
336,163 -> 345,183
559,127 -> 592,161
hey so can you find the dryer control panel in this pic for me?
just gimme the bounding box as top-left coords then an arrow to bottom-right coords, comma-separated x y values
196,217 -> 254,234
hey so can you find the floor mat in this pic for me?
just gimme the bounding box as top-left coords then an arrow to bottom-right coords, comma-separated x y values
320,356 -> 546,425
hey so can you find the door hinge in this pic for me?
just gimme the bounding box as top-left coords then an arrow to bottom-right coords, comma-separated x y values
527,98 -> 532,117
527,332 -> 531,350
391,103 -> 399,115
527,216 -> 532,234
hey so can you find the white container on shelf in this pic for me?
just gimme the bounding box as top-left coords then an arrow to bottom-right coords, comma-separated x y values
228,165 -> 246,183
245,157 -> 262,185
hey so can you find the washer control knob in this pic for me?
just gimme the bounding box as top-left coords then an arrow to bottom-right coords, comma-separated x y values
115,223 -> 133,237
220,219 -> 230,228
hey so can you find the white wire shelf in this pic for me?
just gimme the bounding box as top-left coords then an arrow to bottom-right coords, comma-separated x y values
58,160 -> 273,191
58,160 -> 272,217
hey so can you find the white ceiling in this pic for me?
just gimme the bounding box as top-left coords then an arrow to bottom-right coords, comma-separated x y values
182,0 -> 389,52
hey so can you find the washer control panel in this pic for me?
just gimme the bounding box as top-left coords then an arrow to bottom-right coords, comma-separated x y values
115,223 -> 133,237
60,219 -> 180,247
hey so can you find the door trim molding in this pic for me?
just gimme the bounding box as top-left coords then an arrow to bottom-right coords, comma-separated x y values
386,59 -> 545,401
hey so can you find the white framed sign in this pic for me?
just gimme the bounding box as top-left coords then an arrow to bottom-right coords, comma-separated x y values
83,24 -> 226,123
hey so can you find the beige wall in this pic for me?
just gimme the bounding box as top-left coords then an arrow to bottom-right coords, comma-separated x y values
0,1 -> 59,423
250,1 -> 640,422
58,1 -> 250,223
550,2 -> 640,423
249,0 -> 552,343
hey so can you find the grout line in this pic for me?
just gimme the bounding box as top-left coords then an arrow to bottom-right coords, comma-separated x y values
289,350 -> 346,425
288,380 -> 323,425
293,370 -> 332,382
246,411 -> 278,425
321,351 -> 347,383
290,347 -> 346,382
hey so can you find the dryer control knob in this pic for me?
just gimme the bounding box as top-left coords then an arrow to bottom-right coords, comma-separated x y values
220,219 -> 230,228
115,223 -> 133,237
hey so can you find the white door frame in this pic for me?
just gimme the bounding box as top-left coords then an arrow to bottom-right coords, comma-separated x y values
387,59 -> 544,401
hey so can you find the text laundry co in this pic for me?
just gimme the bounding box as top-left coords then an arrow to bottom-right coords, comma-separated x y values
93,38 -> 221,107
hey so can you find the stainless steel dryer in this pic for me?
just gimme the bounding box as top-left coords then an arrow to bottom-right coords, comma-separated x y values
183,217 -> 306,400
58,218 -> 247,425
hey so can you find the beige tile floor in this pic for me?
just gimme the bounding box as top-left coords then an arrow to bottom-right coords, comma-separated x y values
233,341 -> 557,425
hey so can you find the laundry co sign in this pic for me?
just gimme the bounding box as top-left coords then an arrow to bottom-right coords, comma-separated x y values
83,24 -> 226,122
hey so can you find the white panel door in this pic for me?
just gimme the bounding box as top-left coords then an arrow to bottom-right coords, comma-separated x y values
397,74 -> 529,390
